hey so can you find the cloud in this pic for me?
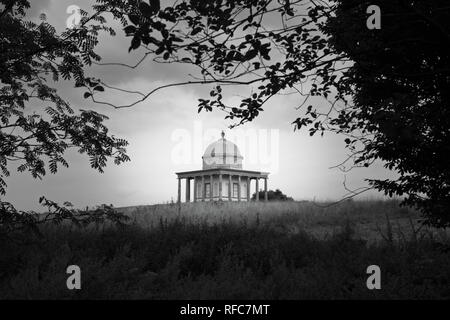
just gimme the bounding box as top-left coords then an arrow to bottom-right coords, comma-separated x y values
27,0 -> 51,18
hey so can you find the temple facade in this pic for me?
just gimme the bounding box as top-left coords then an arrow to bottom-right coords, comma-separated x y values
176,131 -> 269,202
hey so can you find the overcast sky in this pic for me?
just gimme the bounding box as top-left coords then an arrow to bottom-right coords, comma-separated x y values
4,0 -> 395,211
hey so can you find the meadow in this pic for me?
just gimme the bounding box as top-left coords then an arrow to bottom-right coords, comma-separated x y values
0,200 -> 449,299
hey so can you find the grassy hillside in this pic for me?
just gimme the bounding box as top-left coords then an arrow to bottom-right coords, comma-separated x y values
0,200 -> 449,299
122,199 -> 442,243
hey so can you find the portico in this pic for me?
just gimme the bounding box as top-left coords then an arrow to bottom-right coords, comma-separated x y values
176,131 -> 269,203
176,168 -> 269,202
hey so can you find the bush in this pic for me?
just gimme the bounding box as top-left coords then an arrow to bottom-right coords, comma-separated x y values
251,189 -> 293,201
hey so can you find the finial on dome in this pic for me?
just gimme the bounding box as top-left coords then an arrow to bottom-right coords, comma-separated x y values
221,130 -> 225,139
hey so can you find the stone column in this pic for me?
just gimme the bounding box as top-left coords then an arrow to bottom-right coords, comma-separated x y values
255,178 -> 259,201
185,178 -> 190,203
219,174 -> 222,201
177,177 -> 181,204
264,178 -> 268,201
228,175 -> 232,201
201,175 -> 205,201
246,176 -> 250,201
238,176 -> 241,201
209,175 -> 213,201
193,177 -> 197,202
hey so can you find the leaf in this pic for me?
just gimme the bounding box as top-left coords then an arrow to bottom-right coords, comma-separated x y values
124,25 -> 136,35
191,27 -> 202,36
245,49 -> 257,60
93,86 -> 104,92
139,2 -> 153,17
148,37 -> 161,46
128,14 -> 140,25
83,92 -> 92,99
149,0 -> 161,12
155,46 -> 164,55
129,36 -> 141,52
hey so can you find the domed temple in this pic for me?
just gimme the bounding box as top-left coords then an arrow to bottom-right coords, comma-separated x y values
176,131 -> 269,202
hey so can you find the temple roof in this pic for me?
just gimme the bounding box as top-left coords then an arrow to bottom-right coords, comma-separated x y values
202,131 -> 243,170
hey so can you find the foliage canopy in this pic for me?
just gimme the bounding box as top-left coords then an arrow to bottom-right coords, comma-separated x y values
0,0 -> 130,231
90,0 -> 449,226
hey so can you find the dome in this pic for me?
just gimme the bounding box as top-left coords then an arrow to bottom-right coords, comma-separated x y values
202,131 -> 243,169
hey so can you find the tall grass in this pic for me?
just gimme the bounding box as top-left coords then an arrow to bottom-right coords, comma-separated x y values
123,199 -> 436,243
0,200 -> 449,299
